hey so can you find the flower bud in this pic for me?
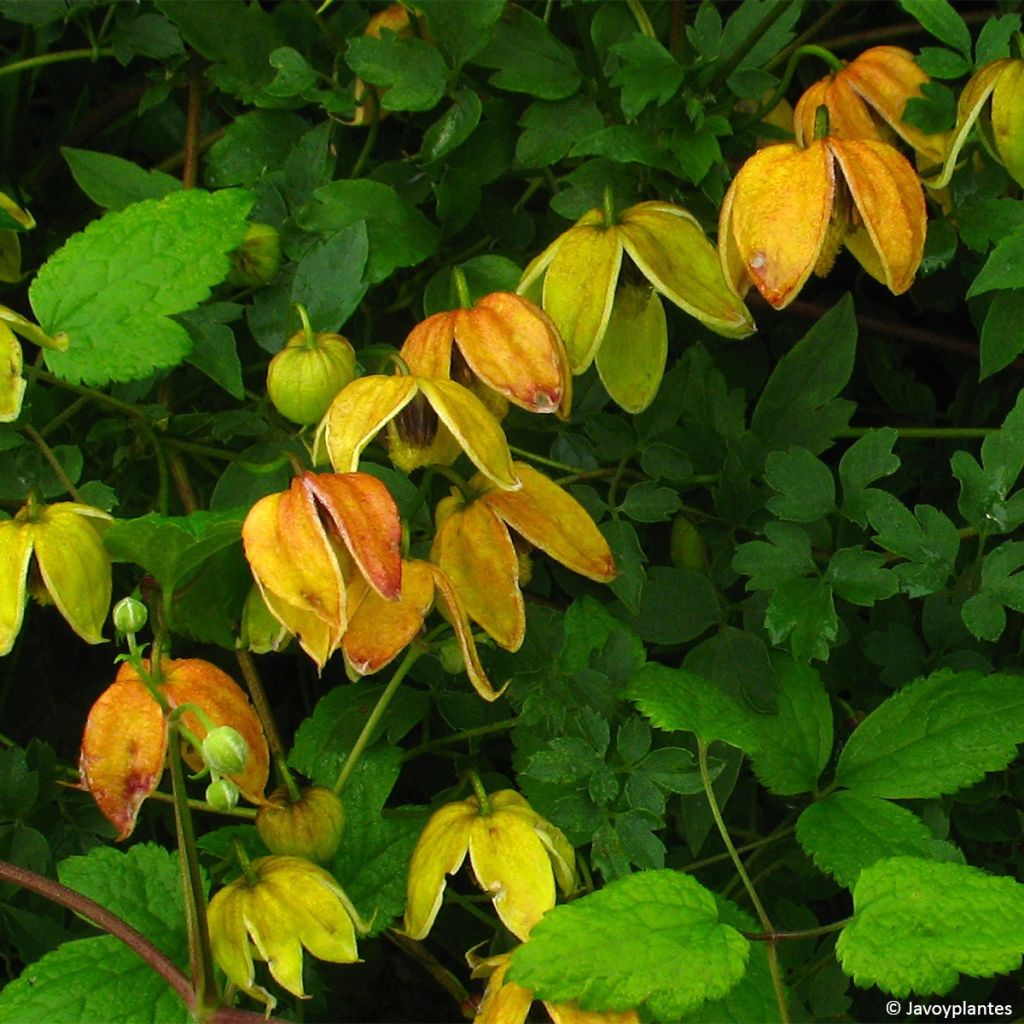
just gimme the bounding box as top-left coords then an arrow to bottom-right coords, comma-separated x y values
670,514 -> 707,573
237,584 -> 291,654
113,596 -> 148,635
267,330 -> 357,426
226,223 -> 281,288
206,777 -> 240,812
438,639 -> 466,675
202,726 -> 249,776
256,785 -> 345,864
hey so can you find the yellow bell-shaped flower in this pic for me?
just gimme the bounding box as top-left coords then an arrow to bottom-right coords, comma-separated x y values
404,789 -> 576,942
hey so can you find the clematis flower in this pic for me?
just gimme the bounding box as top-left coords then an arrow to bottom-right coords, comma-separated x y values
399,292 -> 571,419
719,136 -> 926,309
404,789 -> 576,942
342,557 -> 507,702
242,471 -> 402,671
208,854 -> 367,1010
518,200 -> 754,412
469,952 -> 640,1024
932,57 -> 1024,189
794,46 -> 949,168
431,462 -> 616,652
0,498 -> 111,656
321,371 -> 519,489
79,658 -> 270,839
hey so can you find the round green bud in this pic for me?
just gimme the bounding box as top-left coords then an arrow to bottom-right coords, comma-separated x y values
226,223 -> 281,288
267,330 -> 357,426
113,596 -> 148,635
438,640 -> 465,675
201,726 -> 249,776
205,778 -> 240,813
256,785 -> 345,864
670,514 -> 708,573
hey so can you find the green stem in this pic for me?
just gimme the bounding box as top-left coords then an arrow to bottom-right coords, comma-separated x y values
743,917 -> 851,943
429,463 -> 478,503
400,718 -> 517,762
351,94 -> 380,178
168,724 -> 219,1015
698,739 -> 789,1024
292,303 -> 316,348
602,184 -> 617,228
21,424 -> 84,502
508,446 -> 580,474
467,769 -> 493,815
146,789 -> 258,819
333,646 -> 422,794
736,44 -> 843,132
452,267 -> 473,309
839,427 -> 993,439
625,0 -> 656,38
680,825 -> 795,873
0,48 -> 116,79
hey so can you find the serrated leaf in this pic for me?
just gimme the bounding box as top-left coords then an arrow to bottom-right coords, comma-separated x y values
764,576 -> 838,662
748,656 -> 832,795
764,446 -> 835,522
629,663 -> 762,752
838,428 -> 900,526
796,791 -> 958,888
32,189 -> 253,385
620,481 -> 681,523
834,668 -> 1024,798
61,148 -> 182,211
346,33 -> 448,113
867,494 -> 959,596
526,737 -> 603,784
516,94 -> 604,168
508,869 -> 749,1018
732,521 -> 816,591
609,36 -> 684,118
103,509 -> 245,594
961,540 -> 1024,641
975,13 -> 1021,65
751,294 -> 857,455
826,547 -> 899,606
837,856 -> 1024,996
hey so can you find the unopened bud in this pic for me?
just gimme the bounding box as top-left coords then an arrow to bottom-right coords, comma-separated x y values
267,330 -> 357,426
438,640 -> 465,676
113,596 -> 148,635
256,785 -> 345,863
202,726 -> 249,776
206,778 -> 240,812
226,223 -> 281,288
670,514 -> 708,573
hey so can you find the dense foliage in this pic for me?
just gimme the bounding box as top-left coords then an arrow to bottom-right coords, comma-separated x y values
0,1 -> 1023,1022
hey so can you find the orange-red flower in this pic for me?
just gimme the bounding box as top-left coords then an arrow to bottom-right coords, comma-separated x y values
719,136 -> 926,309
242,472 -> 402,670
79,658 -> 270,839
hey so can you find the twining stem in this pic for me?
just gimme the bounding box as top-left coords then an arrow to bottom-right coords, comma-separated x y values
21,424 -> 84,502
698,739 -> 789,1024
508,445 -> 580,474
736,44 -> 843,131
680,824 -> 795,873
400,718 -> 517,762
0,48 -> 116,79
625,0 -> 655,38
743,918 -> 852,943
168,725 -> 219,1016
333,646 -> 422,794
839,427 -> 993,439
0,859 -> 193,1008
147,788 -> 257,819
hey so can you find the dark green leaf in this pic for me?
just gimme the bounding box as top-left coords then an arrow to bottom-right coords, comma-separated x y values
61,149 -> 181,210
966,224 -> 1024,296
867,494 -> 960,596
421,89 -> 482,162
626,567 -> 720,645
732,521 -> 816,590
826,548 -> 899,607
764,446 -> 835,522
902,81 -> 957,133
764,576 -> 838,662
516,94 -> 604,167
974,13 -> 1021,65
346,33 -> 448,113
620,482 -> 681,523
182,307 -> 244,399
291,224 -> 369,332
609,36 -> 684,118
899,0 -> 971,56
961,540 -> 1024,641
838,428 -> 900,526
423,255 -> 522,315
957,199 -> 1024,252
915,46 -> 971,78
205,111 -> 308,188
980,288 -> 1024,379
600,519 -> 645,614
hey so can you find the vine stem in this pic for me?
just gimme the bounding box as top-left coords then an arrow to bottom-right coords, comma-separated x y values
698,739 -> 789,1024
182,53 -> 204,190
21,424 -> 84,502
0,48 -> 116,78
742,918 -> 852,943
400,717 -> 517,762
332,646 -> 422,794
508,445 -> 580,474
839,427 -> 993,439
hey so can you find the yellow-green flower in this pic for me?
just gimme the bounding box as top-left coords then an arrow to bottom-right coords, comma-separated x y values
208,855 -> 367,1010
518,200 -> 755,412
0,498 -> 112,655
0,322 -> 25,423
404,789 -> 576,942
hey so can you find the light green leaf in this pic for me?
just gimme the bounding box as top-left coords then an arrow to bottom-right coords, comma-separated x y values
838,428 -> 900,526
796,791 -> 959,888
837,857 -> 1024,996
61,148 -> 182,210
508,870 -> 749,1019
764,446 -> 836,522
751,293 -> 857,455
346,33 -> 448,113
898,0 -> 971,56
748,656 -> 832,795
834,668 -> 1024,798
32,189 -> 253,386
629,663 -> 762,753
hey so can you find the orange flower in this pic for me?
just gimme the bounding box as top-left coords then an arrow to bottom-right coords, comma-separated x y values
400,292 -> 571,419
79,658 -> 270,839
242,472 -> 402,671
794,46 -> 948,168
719,136 -> 926,309
431,462 -> 616,652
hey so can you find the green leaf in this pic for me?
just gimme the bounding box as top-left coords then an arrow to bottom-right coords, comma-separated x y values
980,288 -> 1024,379
103,509 -> 245,594
110,12 -> 184,62
687,2 -> 723,61
181,305 -> 244,399
732,521 -> 817,590
826,548 -> 899,607
420,89 -> 482,162
751,294 -> 857,455
472,4 -> 581,100
834,668 -> 1024,798
975,13 -> 1021,65
764,576 -> 838,662
957,199 -> 1024,252
837,856 -> 1024,996
301,180 -> 439,284
291,224 -> 369,332
966,225 -> 1024,297
639,443 -> 694,483
796,792 -> 958,889
423,254 -> 522,315
620,481 -> 681,523
867,494 -> 959,596
61,148 -> 182,210
899,0 -> 971,56
600,519 -> 645,614
951,390 -> 1024,533
962,540 -> 1024,641
205,111 -> 309,187
748,656 -> 832,795
838,428 -> 900,526
259,46 -> 317,99
345,33 -> 448,113
915,46 -> 971,78
629,663 -> 762,753
609,36 -> 684,118
626,567 -> 720,646
32,189 -> 253,386
0,747 -> 38,818
516,94 -> 604,167
764,446 -> 836,522
508,869 -> 750,1018
570,125 -> 672,170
